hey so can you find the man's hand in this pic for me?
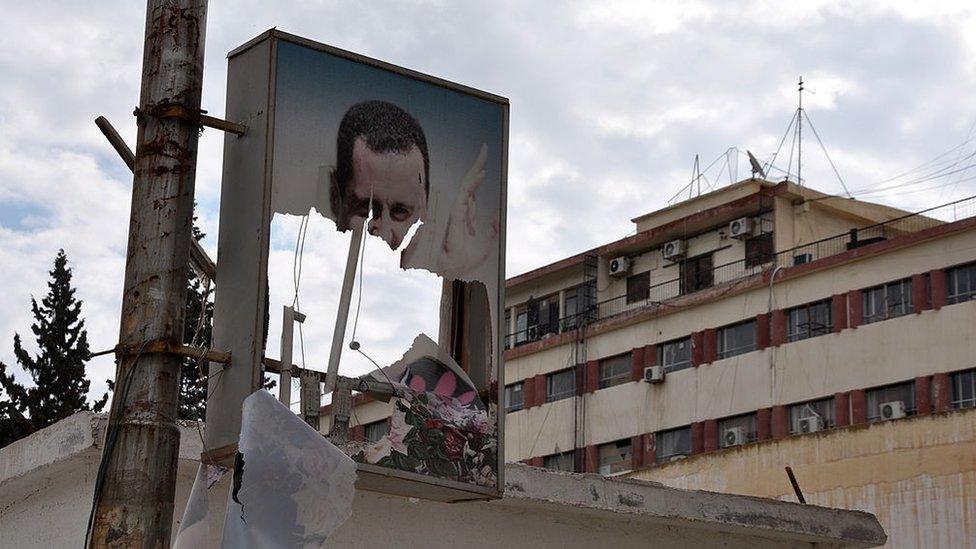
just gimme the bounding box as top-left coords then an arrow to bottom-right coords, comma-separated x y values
436,144 -> 498,279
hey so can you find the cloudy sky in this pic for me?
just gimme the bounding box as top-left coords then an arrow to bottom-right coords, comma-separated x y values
3,1 -> 976,406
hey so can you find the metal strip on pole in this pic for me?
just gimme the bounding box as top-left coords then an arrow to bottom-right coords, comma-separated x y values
87,1 -> 207,547
279,306 -> 295,405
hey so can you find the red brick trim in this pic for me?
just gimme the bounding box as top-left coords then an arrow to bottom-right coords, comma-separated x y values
351,424 -> 365,442
771,405 -> 789,439
691,422 -> 704,454
523,376 -> 536,408
506,215 -> 976,362
834,392 -> 850,427
630,347 -> 646,382
526,456 -> 544,467
644,344 -> 657,367
703,419 -> 719,452
584,445 -> 599,473
912,273 -> 929,313
930,269 -> 947,310
915,376 -> 932,415
756,313 -> 770,349
575,363 -> 587,397
847,289 -> 863,329
631,434 -> 646,469
703,328 -> 718,364
586,360 -> 600,393
691,331 -> 705,367
533,374 -> 547,405
832,294 -> 847,332
933,372 -> 951,412
757,408 -> 772,441
851,389 -> 867,425
771,309 -> 787,346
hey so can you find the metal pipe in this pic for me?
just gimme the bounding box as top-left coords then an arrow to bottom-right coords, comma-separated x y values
324,225 -> 364,393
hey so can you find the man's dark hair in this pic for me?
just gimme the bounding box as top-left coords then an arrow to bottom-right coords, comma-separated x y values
334,100 -> 430,198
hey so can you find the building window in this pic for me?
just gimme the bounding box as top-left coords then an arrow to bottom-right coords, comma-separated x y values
656,426 -> 692,463
947,262 -> 976,304
745,233 -> 774,268
951,369 -> 976,409
504,382 -> 524,412
719,414 -> 757,448
680,253 -> 714,295
598,439 -> 632,475
364,420 -> 389,443
658,337 -> 692,373
626,271 -> 650,304
546,369 -> 576,402
717,319 -> 757,359
789,398 -> 835,434
863,278 -> 913,324
563,283 -> 596,330
787,299 -> 833,342
599,353 -> 632,389
867,382 -> 916,422
544,451 -> 575,472
515,306 -> 528,345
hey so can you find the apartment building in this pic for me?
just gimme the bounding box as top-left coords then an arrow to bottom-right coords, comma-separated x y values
327,178 -> 976,546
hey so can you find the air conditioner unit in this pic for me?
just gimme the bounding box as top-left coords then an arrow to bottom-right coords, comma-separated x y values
728,217 -> 754,239
798,416 -> 824,434
723,426 -> 747,447
793,253 -> 813,265
608,256 -> 631,277
643,365 -> 665,384
527,325 -> 540,341
880,400 -> 906,420
662,240 -> 686,262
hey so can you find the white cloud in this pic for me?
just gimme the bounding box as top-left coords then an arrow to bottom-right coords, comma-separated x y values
2,0 -> 976,407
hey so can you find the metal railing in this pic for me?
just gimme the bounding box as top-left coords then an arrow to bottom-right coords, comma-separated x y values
504,194 -> 976,348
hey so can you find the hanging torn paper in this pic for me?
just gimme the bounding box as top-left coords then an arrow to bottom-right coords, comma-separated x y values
221,390 -> 357,548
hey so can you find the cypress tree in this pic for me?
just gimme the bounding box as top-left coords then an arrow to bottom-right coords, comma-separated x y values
0,250 -> 106,447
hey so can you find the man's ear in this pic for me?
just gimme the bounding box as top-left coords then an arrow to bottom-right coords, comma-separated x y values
329,169 -> 346,231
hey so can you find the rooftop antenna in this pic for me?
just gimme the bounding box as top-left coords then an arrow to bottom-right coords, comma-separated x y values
747,150 -> 766,179
797,76 -> 804,186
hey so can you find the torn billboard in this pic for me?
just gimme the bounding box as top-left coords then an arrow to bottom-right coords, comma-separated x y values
210,30 -> 507,500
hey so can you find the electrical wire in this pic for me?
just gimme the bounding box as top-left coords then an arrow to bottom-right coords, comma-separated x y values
85,339 -> 149,547
802,111 -> 853,198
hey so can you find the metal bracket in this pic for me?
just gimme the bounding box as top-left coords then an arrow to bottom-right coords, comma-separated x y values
135,104 -> 247,136
111,339 -> 232,365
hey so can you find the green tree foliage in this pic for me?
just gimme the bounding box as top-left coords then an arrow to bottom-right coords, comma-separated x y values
0,250 -> 107,447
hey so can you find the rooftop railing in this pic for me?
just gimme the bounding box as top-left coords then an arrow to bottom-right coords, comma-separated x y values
505,194 -> 976,349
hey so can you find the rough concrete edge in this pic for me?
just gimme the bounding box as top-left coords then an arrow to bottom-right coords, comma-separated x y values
503,464 -> 887,548
0,411 -> 104,486
0,413 -> 206,488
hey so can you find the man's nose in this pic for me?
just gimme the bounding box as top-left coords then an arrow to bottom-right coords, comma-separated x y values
368,212 -> 399,249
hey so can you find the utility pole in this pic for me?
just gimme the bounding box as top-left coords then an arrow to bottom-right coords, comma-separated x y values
88,1 -> 207,547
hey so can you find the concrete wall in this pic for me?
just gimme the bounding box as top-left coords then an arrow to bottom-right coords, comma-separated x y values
0,412 -> 887,548
627,409 -> 976,549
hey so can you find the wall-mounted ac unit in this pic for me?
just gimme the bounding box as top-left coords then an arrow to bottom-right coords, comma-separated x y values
608,256 -> 631,277
880,401 -> 906,420
798,416 -> 824,433
728,217 -> 754,239
793,253 -> 813,265
723,426 -> 747,447
643,365 -> 665,383
527,325 -> 540,341
662,240 -> 686,262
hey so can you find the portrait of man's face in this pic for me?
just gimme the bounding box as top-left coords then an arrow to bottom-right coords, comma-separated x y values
329,100 -> 431,251
342,138 -> 427,250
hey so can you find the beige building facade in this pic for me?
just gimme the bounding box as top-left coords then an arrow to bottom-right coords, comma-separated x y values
332,179 -> 976,548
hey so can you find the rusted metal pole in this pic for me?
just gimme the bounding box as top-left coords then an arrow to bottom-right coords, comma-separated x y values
786,466 -> 806,504
88,1 -> 207,547
95,115 -> 217,282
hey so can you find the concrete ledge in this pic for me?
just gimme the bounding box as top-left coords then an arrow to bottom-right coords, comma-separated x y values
505,464 -> 886,547
0,413 -> 886,548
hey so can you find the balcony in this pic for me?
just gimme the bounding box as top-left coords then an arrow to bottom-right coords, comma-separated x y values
506,194 -> 976,348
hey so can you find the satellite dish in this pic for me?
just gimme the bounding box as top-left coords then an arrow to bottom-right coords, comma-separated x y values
747,150 -> 766,179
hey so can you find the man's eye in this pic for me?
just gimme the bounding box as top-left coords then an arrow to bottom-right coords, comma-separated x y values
390,205 -> 411,220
